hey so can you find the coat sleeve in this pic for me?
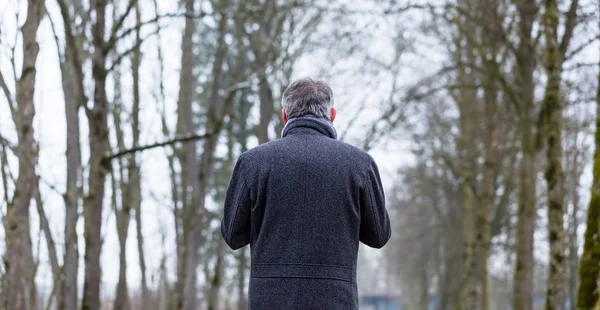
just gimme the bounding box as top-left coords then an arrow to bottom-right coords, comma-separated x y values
359,157 -> 391,248
221,154 -> 252,250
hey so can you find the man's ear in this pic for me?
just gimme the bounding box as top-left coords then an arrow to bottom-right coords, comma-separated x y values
282,109 -> 288,124
330,108 -> 337,122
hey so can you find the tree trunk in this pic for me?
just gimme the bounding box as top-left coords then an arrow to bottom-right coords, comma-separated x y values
542,0 -> 567,308
417,260 -> 429,310
132,4 -> 149,307
60,39 -> 82,310
258,73 -> 274,144
158,242 -> 169,310
55,3 -> 85,307
113,168 -> 130,310
208,116 -> 236,310
207,237 -> 227,310
514,129 -> 537,310
184,12 -> 230,310
237,249 -> 248,310
34,179 -> 61,309
577,41 -> 600,310
175,0 -> 199,308
111,28 -> 131,310
82,0 -> 109,309
566,142 -> 581,310
477,71 -> 498,310
454,31 -> 478,310
3,1 -> 43,309
565,136 -> 582,310
236,92 -> 250,310
512,1 -> 538,309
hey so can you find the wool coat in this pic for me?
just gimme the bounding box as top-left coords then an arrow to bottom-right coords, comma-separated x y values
221,115 -> 391,309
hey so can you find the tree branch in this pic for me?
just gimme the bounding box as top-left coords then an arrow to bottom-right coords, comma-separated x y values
0,133 -> 16,154
101,133 -> 214,167
107,24 -> 162,73
105,12 -> 207,53
564,34 -> 598,61
0,70 -> 15,117
108,0 -> 140,51
1,144 -> 11,207
559,0 -> 580,59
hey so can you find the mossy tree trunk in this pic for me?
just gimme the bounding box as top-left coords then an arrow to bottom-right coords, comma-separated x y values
541,0 -> 567,308
538,0 -> 578,308
577,42 -> 600,310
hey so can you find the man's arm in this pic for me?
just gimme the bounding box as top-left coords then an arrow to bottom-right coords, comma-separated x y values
221,154 -> 251,250
359,157 -> 391,248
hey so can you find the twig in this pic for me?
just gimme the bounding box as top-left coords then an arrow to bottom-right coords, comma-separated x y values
565,34 -> 599,61
1,144 -> 11,208
0,133 -> 16,154
105,12 -> 207,53
108,0 -> 140,49
0,70 -> 15,116
106,24 -> 163,73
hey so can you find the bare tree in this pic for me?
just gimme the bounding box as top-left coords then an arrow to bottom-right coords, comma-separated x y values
173,0 -> 201,308
53,1 -> 87,307
539,0 -> 579,308
132,4 -> 149,307
82,0 -> 110,308
1,0 -> 44,309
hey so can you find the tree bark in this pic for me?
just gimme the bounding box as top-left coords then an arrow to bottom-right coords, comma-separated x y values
175,1 -> 199,308
477,63 -> 498,310
512,1 -> 538,309
454,30 -> 478,310
34,179 -> 61,310
577,34 -> 600,310
237,249 -> 248,310
112,62 -> 131,310
208,116 -> 236,310
248,0 -> 279,145
3,1 -> 43,309
54,3 -> 86,305
60,33 -> 83,310
182,7 -> 230,309
207,231 -> 227,310
541,0 -> 568,308
258,73 -> 274,144
132,4 -> 149,308
565,134 -> 582,310
82,0 -> 109,309
112,168 -> 130,310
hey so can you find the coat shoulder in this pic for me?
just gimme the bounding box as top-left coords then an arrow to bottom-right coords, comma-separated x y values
241,137 -> 375,168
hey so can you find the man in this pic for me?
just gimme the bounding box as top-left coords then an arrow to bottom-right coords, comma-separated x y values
221,77 -> 391,309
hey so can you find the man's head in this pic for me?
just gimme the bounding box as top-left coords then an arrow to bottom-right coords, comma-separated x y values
281,77 -> 336,123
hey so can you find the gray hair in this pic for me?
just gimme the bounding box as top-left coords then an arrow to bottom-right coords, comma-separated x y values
281,78 -> 334,119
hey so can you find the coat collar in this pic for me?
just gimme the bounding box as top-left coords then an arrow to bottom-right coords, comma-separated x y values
281,114 -> 338,140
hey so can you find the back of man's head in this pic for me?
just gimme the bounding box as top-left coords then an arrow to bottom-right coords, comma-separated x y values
282,78 -> 334,120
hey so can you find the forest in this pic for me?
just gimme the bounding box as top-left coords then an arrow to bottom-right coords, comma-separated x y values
1,0 -> 600,309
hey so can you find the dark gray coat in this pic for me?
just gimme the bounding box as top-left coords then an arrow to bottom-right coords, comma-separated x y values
221,116 -> 391,309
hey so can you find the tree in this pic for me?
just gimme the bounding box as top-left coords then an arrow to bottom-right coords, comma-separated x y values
81,0 -> 110,307
52,0 -> 87,307
539,0 -> 579,308
1,0 -> 44,309
577,26 -> 600,310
